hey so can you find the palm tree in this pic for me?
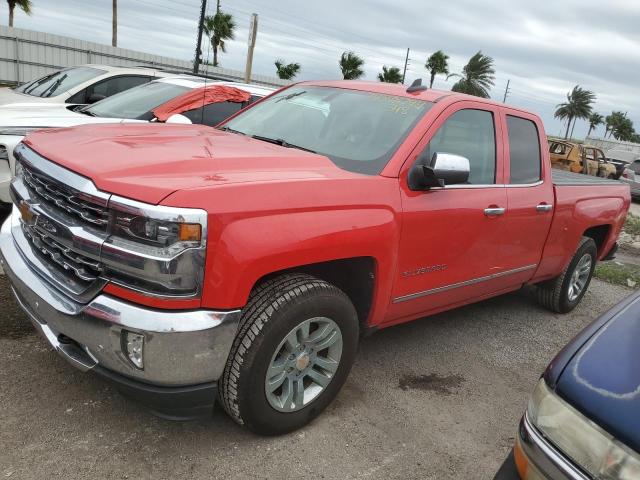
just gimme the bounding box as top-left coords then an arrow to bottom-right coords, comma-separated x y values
606,111 -> 628,139
449,51 -> 495,98
554,85 -> 595,139
586,113 -> 603,138
112,0 -> 117,47
202,2 -> 235,67
7,0 -> 32,27
274,59 -> 300,80
425,50 -> 449,88
377,66 -> 403,83
339,51 -> 364,80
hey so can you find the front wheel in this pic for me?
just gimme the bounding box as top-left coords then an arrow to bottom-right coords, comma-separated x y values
218,274 -> 359,435
535,237 -> 597,313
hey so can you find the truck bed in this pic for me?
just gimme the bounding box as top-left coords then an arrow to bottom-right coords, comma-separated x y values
552,169 -> 621,186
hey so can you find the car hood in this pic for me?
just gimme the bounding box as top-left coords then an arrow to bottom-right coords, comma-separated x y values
23,123 -> 351,204
0,103 -> 134,128
554,291 -> 640,453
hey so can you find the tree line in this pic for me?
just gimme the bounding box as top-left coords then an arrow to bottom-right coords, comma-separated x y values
6,1 -> 636,143
554,85 -> 638,142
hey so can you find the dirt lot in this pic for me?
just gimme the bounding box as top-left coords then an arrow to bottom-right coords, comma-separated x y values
0,274 -> 632,480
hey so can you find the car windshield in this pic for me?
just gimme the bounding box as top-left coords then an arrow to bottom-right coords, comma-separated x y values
222,86 -> 432,175
84,81 -> 191,119
15,66 -> 106,98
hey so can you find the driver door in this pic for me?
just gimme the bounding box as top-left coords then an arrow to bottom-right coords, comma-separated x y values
385,101 -> 508,325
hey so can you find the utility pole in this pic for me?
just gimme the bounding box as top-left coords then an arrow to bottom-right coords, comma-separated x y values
502,79 -> 510,103
193,0 -> 207,74
112,0 -> 117,47
244,13 -> 258,83
402,48 -> 410,84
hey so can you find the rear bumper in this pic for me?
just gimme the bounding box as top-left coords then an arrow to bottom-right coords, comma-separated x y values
0,212 -> 242,417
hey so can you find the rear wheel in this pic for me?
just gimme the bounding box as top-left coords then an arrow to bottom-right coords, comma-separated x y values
218,273 -> 359,435
535,237 -> 597,313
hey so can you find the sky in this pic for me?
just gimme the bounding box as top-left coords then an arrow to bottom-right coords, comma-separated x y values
9,0 -> 640,138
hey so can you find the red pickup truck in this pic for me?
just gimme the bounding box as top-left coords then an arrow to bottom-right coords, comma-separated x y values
0,80 -> 629,434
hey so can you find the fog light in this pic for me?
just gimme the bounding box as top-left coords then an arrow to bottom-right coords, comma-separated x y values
123,331 -> 144,369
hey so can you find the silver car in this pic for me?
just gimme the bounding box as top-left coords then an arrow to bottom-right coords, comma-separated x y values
621,158 -> 640,199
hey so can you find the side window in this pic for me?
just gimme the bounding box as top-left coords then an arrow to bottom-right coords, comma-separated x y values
86,75 -> 151,102
631,161 -> 640,174
183,101 -> 245,126
507,115 -> 541,184
584,148 -> 595,161
422,109 -> 496,185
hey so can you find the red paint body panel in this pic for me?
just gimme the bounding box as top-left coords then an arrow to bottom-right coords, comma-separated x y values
21,81 -> 630,329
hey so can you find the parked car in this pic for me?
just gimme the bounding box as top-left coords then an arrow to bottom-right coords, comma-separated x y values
0,64 -> 175,106
549,140 -> 617,178
494,291 -> 640,480
606,148 -> 638,179
620,159 -> 640,199
0,76 -> 274,205
0,80 -> 629,435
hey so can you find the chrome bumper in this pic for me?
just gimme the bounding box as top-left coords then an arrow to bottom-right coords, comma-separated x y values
0,212 -> 241,387
518,413 -> 590,480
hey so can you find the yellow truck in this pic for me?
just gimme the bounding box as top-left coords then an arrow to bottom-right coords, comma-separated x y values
549,140 -> 617,178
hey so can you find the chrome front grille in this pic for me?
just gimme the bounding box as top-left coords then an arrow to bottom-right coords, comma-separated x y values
22,222 -> 103,283
22,163 -> 109,229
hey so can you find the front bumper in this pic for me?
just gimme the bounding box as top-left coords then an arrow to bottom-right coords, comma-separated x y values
0,212 -> 242,416
503,413 -> 590,480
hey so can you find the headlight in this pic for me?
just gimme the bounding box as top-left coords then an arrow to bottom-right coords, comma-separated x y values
101,195 -> 208,298
0,127 -> 48,136
528,379 -> 640,479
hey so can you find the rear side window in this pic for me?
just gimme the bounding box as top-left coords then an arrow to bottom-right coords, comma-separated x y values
507,116 -> 541,184
183,101 -> 246,126
631,161 -> 640,174
423,109 -> 496,185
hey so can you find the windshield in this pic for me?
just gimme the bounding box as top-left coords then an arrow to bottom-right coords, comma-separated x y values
222,86 -> 432,175
16,66 -> 106,98
85,81 -> 190,119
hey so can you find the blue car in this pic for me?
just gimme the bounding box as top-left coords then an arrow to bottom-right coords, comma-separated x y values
495,291 -> 640,480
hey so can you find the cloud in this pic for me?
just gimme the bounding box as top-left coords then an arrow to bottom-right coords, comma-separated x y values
10,0 -> 640,138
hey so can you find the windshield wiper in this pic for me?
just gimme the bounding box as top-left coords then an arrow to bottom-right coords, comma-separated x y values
275,91 -> 306,103
251,135 -> 317,154
218,126 -> 247,135
42,74 -> 67,98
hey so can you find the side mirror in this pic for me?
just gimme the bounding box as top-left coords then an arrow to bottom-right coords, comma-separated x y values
87,93 -> 106,104
164,113 -> 192,124
408,152 -> 470,190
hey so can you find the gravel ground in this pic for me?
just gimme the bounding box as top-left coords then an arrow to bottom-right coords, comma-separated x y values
0,275 -> 632,480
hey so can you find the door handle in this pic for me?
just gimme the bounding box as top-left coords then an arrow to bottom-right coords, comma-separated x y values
536,203 -> 553,212
484,207 -> 505,217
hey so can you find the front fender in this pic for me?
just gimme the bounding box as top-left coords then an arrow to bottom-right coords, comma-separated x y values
203,206 -> 398,311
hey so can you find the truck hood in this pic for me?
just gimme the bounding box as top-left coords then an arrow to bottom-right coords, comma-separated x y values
23,123 -> 349,204
554,292 -> 640,453
0,103 -> 136,128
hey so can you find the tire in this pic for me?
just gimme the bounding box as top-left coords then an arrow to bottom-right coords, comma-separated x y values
535,237 -> 597,313
218,273 -> 359,435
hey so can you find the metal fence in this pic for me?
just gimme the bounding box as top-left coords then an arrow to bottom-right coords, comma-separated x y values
0,25 -> 287,87
586,136 -> 640,156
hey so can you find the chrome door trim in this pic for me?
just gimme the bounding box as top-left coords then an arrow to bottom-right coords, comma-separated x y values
427,180 -> 544,190
393,264 -> 537,303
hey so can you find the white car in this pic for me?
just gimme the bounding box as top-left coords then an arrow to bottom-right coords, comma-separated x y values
0,64 -> 175,107
0,76 -> 274,204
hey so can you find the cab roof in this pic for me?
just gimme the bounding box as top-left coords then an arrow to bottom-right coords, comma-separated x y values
298,79 -> 505,106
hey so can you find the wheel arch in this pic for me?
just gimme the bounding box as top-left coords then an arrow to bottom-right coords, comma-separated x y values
251,257 -> 378,330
